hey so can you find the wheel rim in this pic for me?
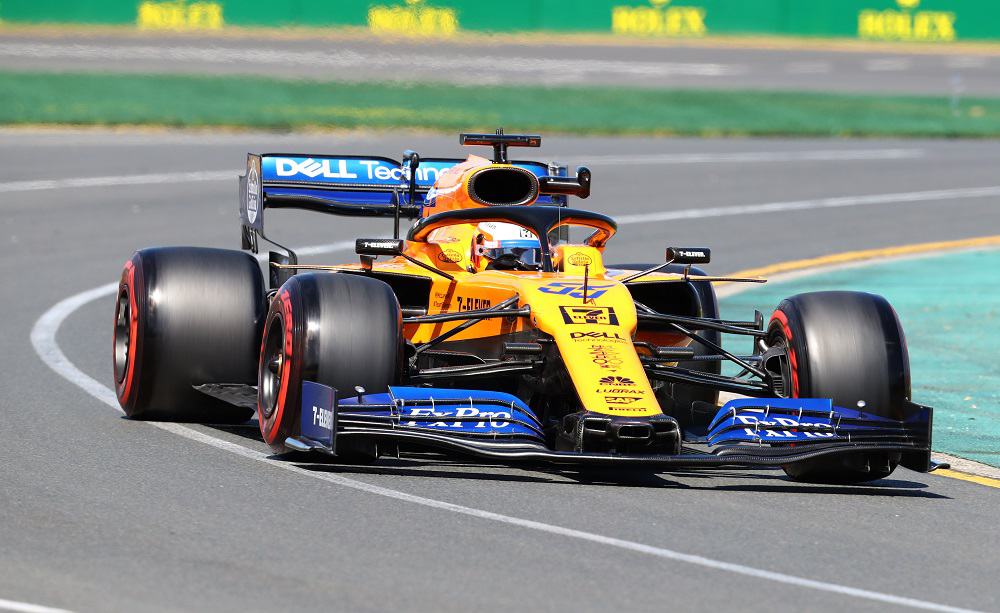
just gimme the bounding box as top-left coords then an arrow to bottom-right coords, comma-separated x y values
113,290 -> 131,385
764,326 -> 794,399
259,313 -> 284,420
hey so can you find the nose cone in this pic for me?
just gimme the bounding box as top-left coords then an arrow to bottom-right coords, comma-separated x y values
524,279 -> 661,418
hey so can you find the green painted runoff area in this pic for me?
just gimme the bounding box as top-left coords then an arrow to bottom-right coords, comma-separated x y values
718,248 -> 1000,467
3,71 -> 1000,137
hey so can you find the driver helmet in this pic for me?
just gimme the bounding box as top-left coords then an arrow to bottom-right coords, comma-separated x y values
477,221 -> 541,267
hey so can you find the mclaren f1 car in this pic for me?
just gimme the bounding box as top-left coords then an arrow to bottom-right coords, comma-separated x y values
112,132 -> 935,483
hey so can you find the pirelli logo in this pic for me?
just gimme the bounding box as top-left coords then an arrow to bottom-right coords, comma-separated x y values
560,306 -> 619,326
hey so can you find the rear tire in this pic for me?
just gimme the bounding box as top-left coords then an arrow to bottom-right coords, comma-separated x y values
113,247 -> 266,422
257,273 -> 403,456
768,291 -> 910,483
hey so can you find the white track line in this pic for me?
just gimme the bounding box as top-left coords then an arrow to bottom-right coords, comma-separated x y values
865,58 -> 912,72
0,42 -> 740,77
0,598 -> 74,613
615,185 -> 1000,225
29,241 -> 982,613
945,57 -> 987,70
564,148 -> 924,165
784,61 -> 833,74
29,241 -> 354,409
0,170 -> 233,194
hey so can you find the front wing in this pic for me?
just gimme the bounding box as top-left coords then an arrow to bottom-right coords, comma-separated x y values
287,383 -> 934,473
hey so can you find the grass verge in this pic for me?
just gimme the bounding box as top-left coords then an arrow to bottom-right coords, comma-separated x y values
3,70 -> 1000,137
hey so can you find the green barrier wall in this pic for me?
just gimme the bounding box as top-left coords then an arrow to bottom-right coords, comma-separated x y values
0,0 -> 995,43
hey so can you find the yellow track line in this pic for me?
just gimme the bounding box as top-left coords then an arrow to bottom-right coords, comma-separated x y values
720,234 -> 1000,489
724,234 -> 1000,281
932,469 -> 1000,489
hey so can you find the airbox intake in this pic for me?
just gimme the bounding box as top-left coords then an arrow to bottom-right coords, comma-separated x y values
467,166 -> 539,206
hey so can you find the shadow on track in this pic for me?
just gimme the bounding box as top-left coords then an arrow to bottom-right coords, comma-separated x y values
203,422 -> 948,498
288,454 -> 948,498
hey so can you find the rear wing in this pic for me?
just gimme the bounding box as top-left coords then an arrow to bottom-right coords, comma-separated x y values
239,153 -> 567,235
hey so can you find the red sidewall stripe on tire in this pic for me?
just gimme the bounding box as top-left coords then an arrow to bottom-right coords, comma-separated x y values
260,289 -> 294,444
770,309 -> 800,398
116,259 -> 140,406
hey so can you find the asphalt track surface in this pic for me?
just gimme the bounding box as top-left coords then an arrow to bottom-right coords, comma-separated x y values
1,31 -> 1000,95
3,129 -> 1000,613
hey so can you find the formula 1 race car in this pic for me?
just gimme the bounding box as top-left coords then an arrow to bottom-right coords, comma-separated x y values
113,131 -> 935,483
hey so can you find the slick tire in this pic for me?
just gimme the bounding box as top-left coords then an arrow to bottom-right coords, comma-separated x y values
768,291 -> 910,484
257,273 -> 403,458
114,247 -> 266,422
614,263 -> 720,427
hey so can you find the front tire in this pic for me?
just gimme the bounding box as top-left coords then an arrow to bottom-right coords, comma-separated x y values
257,273 -> 403,456
113,247 -> 266,422
768,291 -> 910,483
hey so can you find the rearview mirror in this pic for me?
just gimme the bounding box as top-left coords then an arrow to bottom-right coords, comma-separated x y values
538,167 -> 591,199
402,150 -> 420,170
356,238 -> 404,256
666,247 -> 711,264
